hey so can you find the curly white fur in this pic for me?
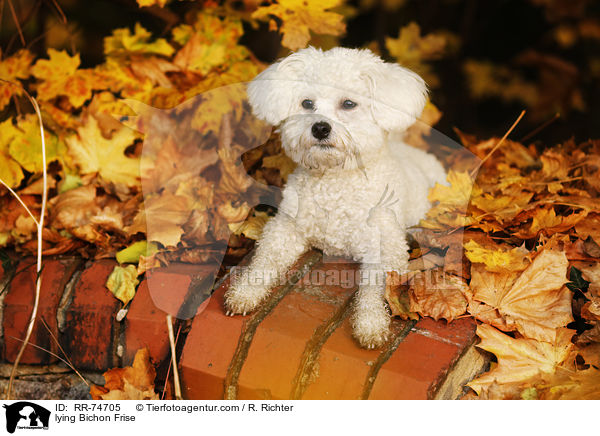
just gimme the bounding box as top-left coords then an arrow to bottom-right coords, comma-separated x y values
224,47 -> 446,348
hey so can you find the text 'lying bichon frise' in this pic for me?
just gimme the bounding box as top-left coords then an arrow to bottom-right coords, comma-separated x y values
224,47 -> 446,348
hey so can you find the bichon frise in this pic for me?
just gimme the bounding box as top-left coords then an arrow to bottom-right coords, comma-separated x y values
224,47 -> 446,348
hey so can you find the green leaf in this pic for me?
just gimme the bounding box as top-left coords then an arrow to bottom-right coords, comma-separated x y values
116,240 -> 158,264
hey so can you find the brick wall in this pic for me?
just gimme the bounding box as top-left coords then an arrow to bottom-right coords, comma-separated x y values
0,251 -> 486,400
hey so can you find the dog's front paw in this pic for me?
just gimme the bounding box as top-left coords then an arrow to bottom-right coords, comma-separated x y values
224,281 -> 269,316
351,305 -> 391,349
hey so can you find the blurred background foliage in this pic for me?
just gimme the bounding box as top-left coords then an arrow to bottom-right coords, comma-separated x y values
1,0 -> 599,143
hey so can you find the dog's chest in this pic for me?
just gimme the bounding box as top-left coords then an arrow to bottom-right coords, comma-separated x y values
291,172 -> 372,255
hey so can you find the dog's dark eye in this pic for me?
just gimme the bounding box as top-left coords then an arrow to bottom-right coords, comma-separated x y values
341,99 -> 357,110
301,99 -> 315,110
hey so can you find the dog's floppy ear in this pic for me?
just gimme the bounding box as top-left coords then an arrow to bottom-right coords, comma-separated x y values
247,53 -> 308,125
362,62 -> 427,132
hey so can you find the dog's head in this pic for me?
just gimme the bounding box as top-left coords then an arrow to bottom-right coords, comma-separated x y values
247,47 -> 427,171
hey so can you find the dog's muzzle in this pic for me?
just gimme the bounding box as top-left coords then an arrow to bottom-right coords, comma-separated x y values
311,121 -> 331,140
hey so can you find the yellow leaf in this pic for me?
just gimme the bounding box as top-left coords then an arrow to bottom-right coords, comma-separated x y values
172,11 -> 250,75
386,23 -> 447,86
0,49 -> 34,110
420,171 -> 480,230
106,264 -> 139,305
464,239 -> 530,272
0,119 -> 24,187
104,23 -> 174,57
7,114 -> 66,174
136,0 -> 168,7
66,116 -> 140,187
49,185 -> 124,244
252,0 -> 346,50
232,210 -> 271,240
515,207 -> 587,239
467,324 -> 575,395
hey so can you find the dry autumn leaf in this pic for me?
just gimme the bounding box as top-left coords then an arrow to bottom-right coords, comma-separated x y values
66,116 -> 140,187
467,324 -> 575,395
420,171 -> 480,230
408,269 -> 468,322
31,49 -> 99,108
0,49 -> 34,111
90,348 -> 158,400
468,249 -> 573,342
384,271 -> 419,320
127,192 -> 192,247
104,23 -> 174,58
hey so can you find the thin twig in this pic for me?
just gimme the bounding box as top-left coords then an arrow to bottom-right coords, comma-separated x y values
6,0 -> 25,46
470,110 -> 526,178
166,314 -> 182,400
161,325 -> 181,400
43,0 -> 66,24
8,335 -> 89,386
5,89 -> 47,400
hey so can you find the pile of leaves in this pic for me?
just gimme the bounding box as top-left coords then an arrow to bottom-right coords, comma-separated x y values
0,2 -> 454,300
385,131 -> 600,399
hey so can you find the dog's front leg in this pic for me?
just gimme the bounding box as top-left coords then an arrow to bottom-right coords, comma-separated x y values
224,214 -> 308,315
352,192 -> 410,348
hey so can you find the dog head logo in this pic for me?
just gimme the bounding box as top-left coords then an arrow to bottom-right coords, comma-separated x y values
3,402 -> 50,433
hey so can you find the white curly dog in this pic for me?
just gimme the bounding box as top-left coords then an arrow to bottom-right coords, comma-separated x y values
225,47 -> 446,348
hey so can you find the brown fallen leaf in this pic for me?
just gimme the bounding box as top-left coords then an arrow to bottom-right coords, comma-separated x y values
384,271 -> 419,320
409,269 -> 468,322
90,348 -> 159,400
127,191 -> 191,247
467,324 -> 575,396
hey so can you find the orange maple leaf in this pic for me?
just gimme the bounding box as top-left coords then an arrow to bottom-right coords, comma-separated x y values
31,49 -> 100,108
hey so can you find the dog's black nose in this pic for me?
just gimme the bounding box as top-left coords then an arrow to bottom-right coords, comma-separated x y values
311,122 -> 331,140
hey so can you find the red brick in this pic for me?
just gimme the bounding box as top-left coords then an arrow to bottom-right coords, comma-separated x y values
413,317 -> 477,347
180,277 -> 251,400
368,332 -> 462,399
61,259 -> 119,371
145,263 -> 215,317
4,258 -> 80,364
123,264 -> 215,365
237,261 -> 357,400
300,316 -> 381,400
